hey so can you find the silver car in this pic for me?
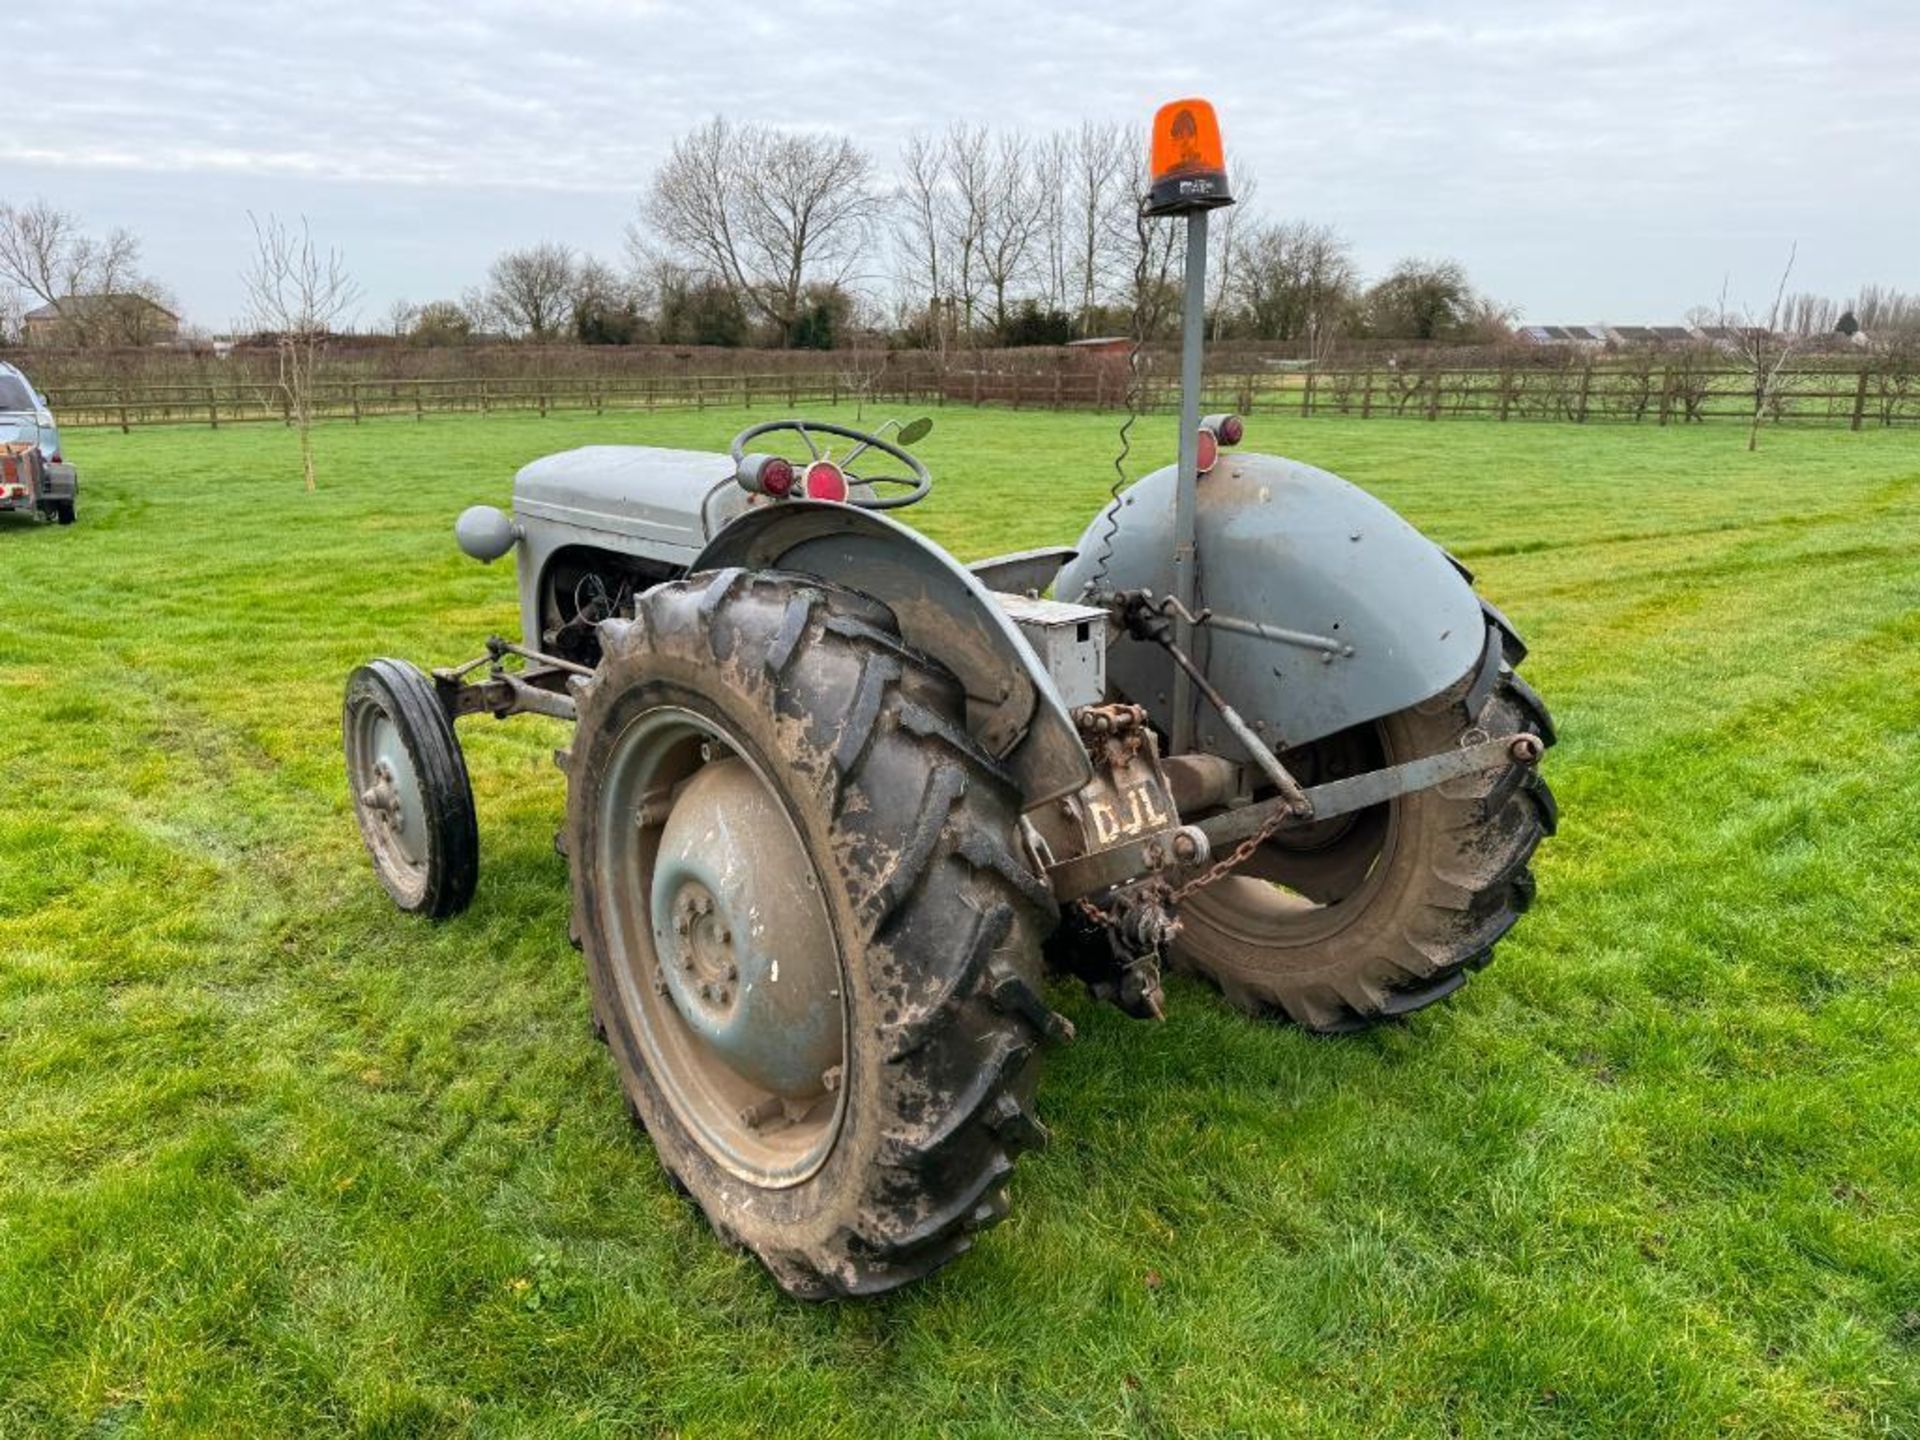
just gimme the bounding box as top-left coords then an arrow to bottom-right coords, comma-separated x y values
0,360 -> 78,525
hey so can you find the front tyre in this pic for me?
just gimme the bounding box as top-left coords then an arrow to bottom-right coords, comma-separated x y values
1172,643 -> 1555,1033
344,659 -> 480,919
567,571 -> 1058,1298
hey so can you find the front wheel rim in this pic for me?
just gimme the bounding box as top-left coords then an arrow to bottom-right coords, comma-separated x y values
347,694 -> 431,904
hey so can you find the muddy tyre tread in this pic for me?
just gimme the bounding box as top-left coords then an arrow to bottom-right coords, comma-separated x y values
570,571 -> 1058,1299
1173,615 -> 1555,1033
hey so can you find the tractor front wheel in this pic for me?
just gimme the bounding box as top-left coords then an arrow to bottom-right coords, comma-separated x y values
343,659 -> 480,919
566,570 -> 1059,1297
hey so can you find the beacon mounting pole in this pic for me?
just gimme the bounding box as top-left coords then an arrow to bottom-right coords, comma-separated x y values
1168,207 -> 1209,754
1142,98 -> 1233,755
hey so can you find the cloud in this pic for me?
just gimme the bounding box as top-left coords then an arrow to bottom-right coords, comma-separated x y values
4,0 -> 1913,323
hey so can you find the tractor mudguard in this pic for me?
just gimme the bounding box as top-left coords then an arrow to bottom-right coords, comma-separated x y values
1054,451 -> 1485,757
695,502 -> 1093,808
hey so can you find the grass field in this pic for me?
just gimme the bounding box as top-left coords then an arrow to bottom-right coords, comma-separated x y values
3,406 -> 1919,1438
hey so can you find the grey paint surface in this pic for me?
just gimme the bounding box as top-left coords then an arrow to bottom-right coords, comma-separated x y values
1055,452 -> 1483,756
697,503 -> 1092,807
508,443 -> 745,652
495,443 -> 1092,805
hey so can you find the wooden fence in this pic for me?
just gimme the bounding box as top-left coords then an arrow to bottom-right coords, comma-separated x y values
44,358 -> 1920,432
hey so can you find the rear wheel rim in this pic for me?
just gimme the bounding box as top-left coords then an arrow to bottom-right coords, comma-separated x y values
1190,720 -> 1402,949
594,706 -> 848,1188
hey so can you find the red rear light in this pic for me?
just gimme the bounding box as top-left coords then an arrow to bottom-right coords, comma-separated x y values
760,457 -> 795,498
804,462 -> 848,503
1200,412 -> 1243,446
49,452 -> 61,464
1196,428 -> 1219,474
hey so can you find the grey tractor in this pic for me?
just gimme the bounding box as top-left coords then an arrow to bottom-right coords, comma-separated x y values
343,409 -> 1555,1298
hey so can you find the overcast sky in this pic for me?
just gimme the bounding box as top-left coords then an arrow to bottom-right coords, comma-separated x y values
7,0 -> 1913,330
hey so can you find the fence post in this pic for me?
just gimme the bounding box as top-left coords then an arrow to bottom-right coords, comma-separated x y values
1657,369 -> 1673,426
207,384 -> 219,430
1360,370 -> 1374,419
1851,368 -> 1869,432
118,378 -> 131,434
1301,370 -> 1314,416
480,378 -> 490,415
351,382 -> 362,424
1576,364 -> 1592,423
1426,371 -> 1442,421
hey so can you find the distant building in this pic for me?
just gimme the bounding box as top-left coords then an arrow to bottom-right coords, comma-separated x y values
22,294 -> 181,346
1519,323 -> 1718,348
1516,325 -> 1607,346
1064,336 -> 1135,357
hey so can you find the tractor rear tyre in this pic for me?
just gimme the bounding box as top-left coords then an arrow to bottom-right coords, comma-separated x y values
1172,640 -> 1555,1033
566,570 -> 1059,1298
51,499 -> 75,526
344,659 -> 480,919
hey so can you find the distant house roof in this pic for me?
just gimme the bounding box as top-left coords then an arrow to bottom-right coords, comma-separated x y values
23,294 -> 179,322
1518,325 -> 1605,343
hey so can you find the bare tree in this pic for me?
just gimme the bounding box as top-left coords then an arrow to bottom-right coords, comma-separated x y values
1067,121 -> 1130,333
1204,154 -> 1258,340
0,200 -> 173,346
1780,290 -> 1836,337
941,123 -> 992,335
241,213 -> 362,491
479,243 -> 578,341
895,131 -> 954,351
1114,127 -> 1186,342
0,288 -> 20,347
1233,221 -> 1357,352
1848,284 -> 1920,337
1713,244 -> 1805,453
646,117 -> 882,345
975,133 -> 1041,333
383,298 -> 420,338
1031,130 -> 1072,316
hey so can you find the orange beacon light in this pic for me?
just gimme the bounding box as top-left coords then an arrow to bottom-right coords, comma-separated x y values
1145,98 -> 1233,216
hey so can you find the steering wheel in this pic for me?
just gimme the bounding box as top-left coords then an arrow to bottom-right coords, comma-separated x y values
729,419 -> 931,510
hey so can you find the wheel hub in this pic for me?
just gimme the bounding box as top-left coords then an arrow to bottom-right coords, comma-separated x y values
649,757 -> 843,1103
353,713 -> 428,869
